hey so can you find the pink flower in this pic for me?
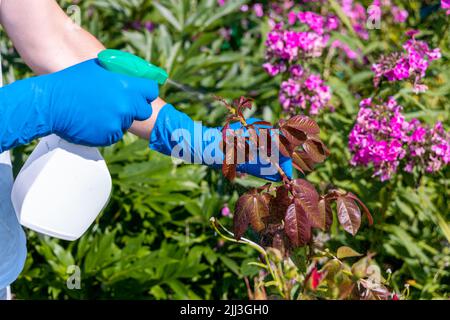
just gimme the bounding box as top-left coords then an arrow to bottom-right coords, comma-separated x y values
278,72 -> 331,115
297,11 -> 325,35
221,204 -> 231,217
240,4 -> 249,12
428,48 -> 442,61
263,63 -> 285,77
289,65 -> 304,79
349,97 -> 449,180
392,58 -> 410,80
281,79 -> 301,96
263,22 -> 328,78
404,162 -> 414,173
360,98 -> 372,107
442,0 -> 450,14
253,3 -> 264,18
413,83 -> 428,94
392,6 -> 408,23
287,11 -> 297,25
326,15 -> 339,30
410,127 -> 427,143
305,74 -> 323,90
372,31 -> 441,92
405,29 -> 419,37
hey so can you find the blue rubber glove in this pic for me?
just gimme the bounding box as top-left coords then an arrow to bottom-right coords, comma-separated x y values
0,59 -> 158,152
150,104 -> 292,182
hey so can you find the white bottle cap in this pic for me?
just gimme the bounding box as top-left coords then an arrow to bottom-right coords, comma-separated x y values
11,135 -> 112,241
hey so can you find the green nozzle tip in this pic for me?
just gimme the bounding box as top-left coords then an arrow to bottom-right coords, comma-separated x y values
98,49 -> 168,85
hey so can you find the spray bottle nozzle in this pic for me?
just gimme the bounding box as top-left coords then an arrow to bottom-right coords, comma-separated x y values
98,49 -> 169,85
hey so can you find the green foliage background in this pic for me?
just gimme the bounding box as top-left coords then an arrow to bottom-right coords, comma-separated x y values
0,0 -> 448,299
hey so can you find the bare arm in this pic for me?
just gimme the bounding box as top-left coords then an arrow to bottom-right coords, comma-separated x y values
0,0 -> 159,140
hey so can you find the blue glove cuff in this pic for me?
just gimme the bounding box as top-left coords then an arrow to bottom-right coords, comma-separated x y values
150,104 -> 222,165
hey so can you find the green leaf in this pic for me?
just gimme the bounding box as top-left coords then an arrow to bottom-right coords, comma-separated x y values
150,285 -> 167,300
219,256 -> 241,276
436,214 -> 450,243
201,0 -> 246,31
337,246 -> 363,259
153,2 -> 182,31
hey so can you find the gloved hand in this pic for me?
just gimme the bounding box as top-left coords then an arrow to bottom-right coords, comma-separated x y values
149,104 -> 292,182
0,59 -> 158,152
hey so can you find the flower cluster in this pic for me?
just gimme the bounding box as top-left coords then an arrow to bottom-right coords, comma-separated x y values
264,21 -> 330,65
349,98 -> 408,181
263,13 -> 334,115
349,97 -> 449,181
372,0 -> 409,23
372,30 -> 441,93
340,0 -> 370,40
262,0 -> 411,114
264,4 -> 360,64
391,5 -> 409,23
333,1 -> 408,59
405,120 -> 450,174
279,66 -> 332,115
261,1 -> 410,114
287,10 -> 339,35
297,1 -> 408,39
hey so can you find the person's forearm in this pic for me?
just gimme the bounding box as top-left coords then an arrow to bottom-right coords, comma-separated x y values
129,97 -> 166,140
0,0 -> 162,139
0,0 -> 103,74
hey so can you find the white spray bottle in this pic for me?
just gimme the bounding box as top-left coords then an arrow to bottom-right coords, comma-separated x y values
11,50 -> 168,241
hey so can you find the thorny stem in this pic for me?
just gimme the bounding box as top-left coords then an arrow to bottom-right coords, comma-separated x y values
318,248 -> 343,265
274,161 -> 290,183
210,217 -> 285,298
240,117 -> 248,128
256,142 -> 291,184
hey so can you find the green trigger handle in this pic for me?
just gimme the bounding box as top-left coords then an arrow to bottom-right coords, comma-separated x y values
97,49 -> 169,85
